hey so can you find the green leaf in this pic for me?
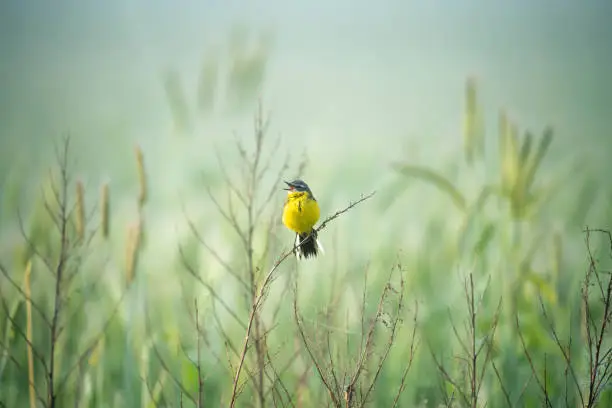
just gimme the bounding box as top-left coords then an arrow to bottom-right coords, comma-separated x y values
162,69 -> 192,133
0,295 -> 23,379
474,223 -> 496,256
391,163 -> 467,212
524,271 -> 557,306
523,176 -> 566,220
463,77 -> 483,165
474,184 -> 502,208
607,187 -> 612,222
457,184 -> 500,254
523,127 -> 553,192
519,131 -> 534,166
181,355 -> 199,396
376,177 -> 412,212
516,310 -> 550,350
570,177 -> 599,228
197,51 -> 220,114
1,165 -> 24,224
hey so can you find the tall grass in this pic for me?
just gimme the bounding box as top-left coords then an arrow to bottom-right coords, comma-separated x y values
1,38 -> 611,407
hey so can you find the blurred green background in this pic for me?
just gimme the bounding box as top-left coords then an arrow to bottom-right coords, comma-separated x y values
1,0 -> 612,407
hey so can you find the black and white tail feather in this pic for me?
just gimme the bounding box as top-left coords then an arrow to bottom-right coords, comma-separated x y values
294,230 -> 325,260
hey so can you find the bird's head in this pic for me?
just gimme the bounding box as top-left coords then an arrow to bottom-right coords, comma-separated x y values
284,179 -> 314,197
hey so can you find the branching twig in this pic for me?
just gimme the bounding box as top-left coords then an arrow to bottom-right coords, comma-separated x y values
0,135 -> 122,408
230,191 -> 376,408
515,227 -> 612,408
293,259 -> 413,407
431,273 -> 501,408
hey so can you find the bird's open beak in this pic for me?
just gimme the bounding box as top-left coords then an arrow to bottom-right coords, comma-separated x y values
283,181 -> 294,191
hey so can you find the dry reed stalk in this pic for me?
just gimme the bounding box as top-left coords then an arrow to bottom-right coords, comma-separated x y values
101,183 -> 109,239
125,221 -> 142,286
88,337 -> 104,367
135,146 -> 147,209
24,260 -> 36,408
463,77 -> 482,163
75,181 -> 85,242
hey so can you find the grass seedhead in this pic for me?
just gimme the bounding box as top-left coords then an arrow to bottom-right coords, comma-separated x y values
75,181 -> 85,242
100,183 -> 109,239
0,135 -> 125,408
508,127 -> 554,219
496,106 -> 555,219
125,220 -> 142,287
135,145 -> 147,210
463,77 -> 484,165
499,110 -> 520,196
1,72 -> 608,408
521,126 -> 553,196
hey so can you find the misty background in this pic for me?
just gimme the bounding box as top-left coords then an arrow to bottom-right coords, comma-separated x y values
1,0 -> 611,279
2,1 -> 612,406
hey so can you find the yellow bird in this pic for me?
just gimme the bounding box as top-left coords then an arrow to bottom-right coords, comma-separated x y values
282,179 -> 323,259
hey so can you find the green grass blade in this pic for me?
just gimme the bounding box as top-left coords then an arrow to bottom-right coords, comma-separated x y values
570,177 -> 599,228
474,222 -> 496,257
0,296 -> 23,380
519,131 -> 534,166
162,69 -> 192,133
392,163 -> 467,212
499,112 -> 520,193
197,51 -> 220,114
457,185 -> 500,254
463,77 -> 482,165
523,127 -> 554,192
524,271 -> 557,306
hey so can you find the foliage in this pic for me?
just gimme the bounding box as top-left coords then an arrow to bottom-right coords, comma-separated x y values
1,70 -> 611,408
162,24 -> 274,135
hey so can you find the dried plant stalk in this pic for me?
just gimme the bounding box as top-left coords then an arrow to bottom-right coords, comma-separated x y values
125,221 -> 142,286
463,77 -> 482,163
24,260 -> 36,408
75,181 -> 85,242
88,337 -> 104,367
135,145 -> 147,209
499,110 -> 519,193
100,183 -> 109,239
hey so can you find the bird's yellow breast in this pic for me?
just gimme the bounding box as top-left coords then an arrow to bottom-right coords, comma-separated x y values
282,192 -> 320,234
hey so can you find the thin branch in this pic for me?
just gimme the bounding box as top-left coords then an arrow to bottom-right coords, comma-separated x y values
516,314 -> 553,408
228,191 -> 376,408
0,263 -> 52,328
293,283 -> 341,408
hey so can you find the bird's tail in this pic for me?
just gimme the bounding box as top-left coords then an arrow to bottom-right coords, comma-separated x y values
295,230 -> 324,260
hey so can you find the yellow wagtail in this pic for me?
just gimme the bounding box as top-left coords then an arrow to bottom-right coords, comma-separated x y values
282,179 -> 323,259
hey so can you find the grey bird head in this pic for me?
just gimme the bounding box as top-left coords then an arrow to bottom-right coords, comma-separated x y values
284,179 -> 315,198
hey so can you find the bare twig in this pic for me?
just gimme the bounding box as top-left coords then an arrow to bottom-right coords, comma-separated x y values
229,191 -> 376,408
293,259 -> 412,407
516,314 -> 554,408
583,227 -> 612,408
431,273 -> 501,408
0,135 -> 121,408
47,136 -> 73,408
195,299 -> 203,408
391,302 -> 420,408
514,227 -> 612,408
